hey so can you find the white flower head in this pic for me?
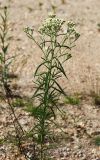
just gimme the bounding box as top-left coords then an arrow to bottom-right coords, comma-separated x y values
67,21 -> 75,28
38,13 -> 65,36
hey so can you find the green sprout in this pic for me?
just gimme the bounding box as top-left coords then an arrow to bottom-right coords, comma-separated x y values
93,136 -> 100,146
64,95 -> 80,105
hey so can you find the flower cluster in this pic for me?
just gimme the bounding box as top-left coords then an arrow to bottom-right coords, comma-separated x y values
38,13 -> 65,36
67,21 -> 76,33
67,21 -> 75,28
67,21 -> 80,40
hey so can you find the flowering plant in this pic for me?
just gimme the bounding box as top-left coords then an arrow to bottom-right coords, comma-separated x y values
25,13 -> 80,159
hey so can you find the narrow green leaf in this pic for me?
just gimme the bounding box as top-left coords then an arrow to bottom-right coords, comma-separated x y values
52,78 -> 66,96
3,44 -> 9,53
34,61 -> 49,77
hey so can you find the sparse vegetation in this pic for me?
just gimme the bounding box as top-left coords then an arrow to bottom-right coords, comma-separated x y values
64,95 -> 80,105
12,98 -> 25,107
94,94 -> 100,106
93,136 -> 100,146
0,6 -> 25,158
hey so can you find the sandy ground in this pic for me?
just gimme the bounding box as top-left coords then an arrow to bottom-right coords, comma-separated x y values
0,0 -> 100,160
